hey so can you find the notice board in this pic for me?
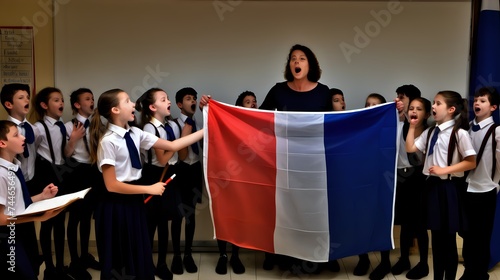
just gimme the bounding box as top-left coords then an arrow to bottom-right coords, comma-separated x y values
0,26 -> 35,92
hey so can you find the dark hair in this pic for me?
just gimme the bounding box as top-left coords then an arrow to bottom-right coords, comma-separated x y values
410,97 -> 431,129
70,88 -> 93,115
175,87 -> 197,104
0,120 -> 16,141
284,44 -> 322,82
366,93 -> 387,104
135,87 -> 165,128
235,91 -> 256,106
474,86 -> 500,107
396,84 -> 421,103
329,88 -> 344,98
89,88 -> 123,164
33,87 -> 62,121
0,83 -> 30,113
437,90 -> 469,132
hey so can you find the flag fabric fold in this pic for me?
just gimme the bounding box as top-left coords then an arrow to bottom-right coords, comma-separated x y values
203,100 -> 398,261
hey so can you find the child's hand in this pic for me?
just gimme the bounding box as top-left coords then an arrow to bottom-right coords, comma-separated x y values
429,165 -> 446,176
41,183 -> 58,200
148,182 -> 166,196
71,121 -> 86,140
198,95 -> 211,111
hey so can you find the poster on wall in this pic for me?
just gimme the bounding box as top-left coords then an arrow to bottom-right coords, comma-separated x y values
0,26 -> 35,93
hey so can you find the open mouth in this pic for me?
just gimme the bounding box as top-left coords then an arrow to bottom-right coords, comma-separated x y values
475,107 -> 481,112
90,105 -> 94,110
167,106 -> 171,110
342,106 -> 345,110
24,104 -> 29,109
191,104 -> 196,111
410,115 -> 418,120
295,67 -> 301,73
58,107 -> 64,112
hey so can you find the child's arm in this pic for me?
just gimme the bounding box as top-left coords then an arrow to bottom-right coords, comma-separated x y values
65,121 -> 86,158
0,205 -> 64,225
428,155 -> 476,176
153,129 -> 203,152
405,121 -> 420,153
177,122 -> 193,161
31,183 -> 58,203
101,164 -> 165,195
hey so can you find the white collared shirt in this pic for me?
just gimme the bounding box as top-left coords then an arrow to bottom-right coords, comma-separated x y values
176,113 -> 200,165
466,116 -> 500,193
65,113 -> 91,164
415,119 -> 476,179
0,157 -> 26,215
34,115 -> 68,165
8,116 -> 39,181
97,123 -> 158,182
141,117 -> 180,167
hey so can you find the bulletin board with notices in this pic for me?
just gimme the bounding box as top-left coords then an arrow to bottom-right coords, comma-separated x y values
0,26 -> 35,92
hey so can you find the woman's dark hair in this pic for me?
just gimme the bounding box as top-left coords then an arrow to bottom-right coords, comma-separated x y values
235,91 -> 256,106
366,93 -> 387,104
284,44 -> 321,82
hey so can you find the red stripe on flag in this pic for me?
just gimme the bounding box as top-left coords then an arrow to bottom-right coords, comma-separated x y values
207,101 -> 277,252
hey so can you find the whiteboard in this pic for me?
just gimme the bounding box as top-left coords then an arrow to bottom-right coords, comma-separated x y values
54,0 -> 471,121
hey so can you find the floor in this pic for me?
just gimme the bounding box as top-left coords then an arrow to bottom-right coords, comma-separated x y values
38,248 -> 500,280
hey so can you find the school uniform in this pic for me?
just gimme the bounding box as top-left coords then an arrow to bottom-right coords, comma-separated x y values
0,158 -> 39,279
414,119 -> 476,280
95,123 -> 158,280
171,114 -> 202,261
64,114 -> 102,272
32,115 -> 69,275
462,116 -> 500,280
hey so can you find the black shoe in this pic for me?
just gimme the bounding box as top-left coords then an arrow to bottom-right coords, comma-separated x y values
183,254 -> 198,273
353,256 -> 370,276
216,255 -> 228,274
56,266 -> 73,280
67,261 -> 92,280
230,255 -> 245,274
369,262 -> 391,280
391,258 -> 410,275
328,259 -> 340,272
155,263 -> 173,280
171,255 -> 183,275
82,253 -> 101,271
44,267 -> 57,280
263,254 -> 274,270
406,262 -> 429,279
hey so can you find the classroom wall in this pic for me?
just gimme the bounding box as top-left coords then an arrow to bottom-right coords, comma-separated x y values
1,0 -> 470,247
0,0 -> 55,120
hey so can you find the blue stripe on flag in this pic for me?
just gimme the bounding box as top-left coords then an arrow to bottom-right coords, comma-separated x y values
324,103 -> 398,260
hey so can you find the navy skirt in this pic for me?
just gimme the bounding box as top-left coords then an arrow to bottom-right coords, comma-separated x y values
95,185 -> 155,280
426,176 -> 467,234
141,164 -> 179,221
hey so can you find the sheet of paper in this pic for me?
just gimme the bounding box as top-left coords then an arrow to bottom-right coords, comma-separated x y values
15,188 -> 91,217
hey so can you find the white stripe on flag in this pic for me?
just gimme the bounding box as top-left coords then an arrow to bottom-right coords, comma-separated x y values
274,113 -> 330,261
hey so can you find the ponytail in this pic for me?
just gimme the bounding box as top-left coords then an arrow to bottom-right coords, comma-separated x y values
89,109 -> 107,164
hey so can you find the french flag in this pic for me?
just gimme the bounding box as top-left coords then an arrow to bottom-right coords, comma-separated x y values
203,100 -> 398,261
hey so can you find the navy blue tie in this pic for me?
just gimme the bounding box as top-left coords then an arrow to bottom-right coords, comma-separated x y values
163,124 -> 175,141
124,131 -> 142,169
185,118 -> 199,155
55,121 -> 67,156
428,127 -> 440,156
83,119 -> 90,129
15,168 -> 33,207
21,122 -> 35,158
471,124 -> 481,132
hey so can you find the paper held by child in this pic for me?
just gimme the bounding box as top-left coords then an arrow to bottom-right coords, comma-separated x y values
14,188 -> 91,217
